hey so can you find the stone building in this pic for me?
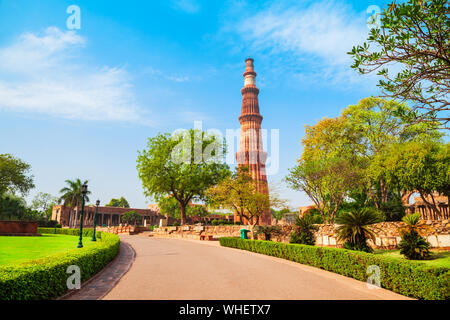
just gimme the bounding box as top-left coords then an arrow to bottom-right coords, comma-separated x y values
236,58 -> 271,225
52,205 -> 162,228
404,193 -> 449,220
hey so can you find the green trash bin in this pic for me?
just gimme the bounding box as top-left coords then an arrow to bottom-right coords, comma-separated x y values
240,228 -> 249,239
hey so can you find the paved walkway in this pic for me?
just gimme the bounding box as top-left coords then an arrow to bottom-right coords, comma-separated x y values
102,236 -> 411,300
60,241 -> 135,300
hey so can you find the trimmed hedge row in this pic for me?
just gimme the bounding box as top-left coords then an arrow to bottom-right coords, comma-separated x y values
219,237 -> 450,300
0,229 -> 120,300
37,227 -> 101,238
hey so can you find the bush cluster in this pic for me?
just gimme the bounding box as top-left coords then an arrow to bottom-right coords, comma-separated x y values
211,219 -> 234,226
219,237 -> 449,300
0,228 -> 120,300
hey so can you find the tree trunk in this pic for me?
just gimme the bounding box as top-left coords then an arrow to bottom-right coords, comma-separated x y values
179,203 -> 186,226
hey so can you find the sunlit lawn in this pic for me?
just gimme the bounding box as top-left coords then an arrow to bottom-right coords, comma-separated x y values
374,249 -> 450,268
0,234 -> 99,266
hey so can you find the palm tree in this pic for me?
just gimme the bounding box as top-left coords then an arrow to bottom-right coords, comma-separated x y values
59,179 -> 91,228
335,207 -> 380,252
398,213 -> 431,260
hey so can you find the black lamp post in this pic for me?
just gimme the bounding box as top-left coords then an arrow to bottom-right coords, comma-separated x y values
77,184 -> 88,248
91,199 -> 100,242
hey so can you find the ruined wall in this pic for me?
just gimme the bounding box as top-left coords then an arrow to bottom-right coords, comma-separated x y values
152,219 -> 450,249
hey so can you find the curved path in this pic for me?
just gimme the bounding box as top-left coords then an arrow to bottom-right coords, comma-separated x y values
103,235 -> 410,300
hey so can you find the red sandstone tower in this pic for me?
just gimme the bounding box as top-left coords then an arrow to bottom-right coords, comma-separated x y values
236,58 -> 271,225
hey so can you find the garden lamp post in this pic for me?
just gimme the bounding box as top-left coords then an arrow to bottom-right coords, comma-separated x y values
91,199 -> 100,242
77,184 -> 88,248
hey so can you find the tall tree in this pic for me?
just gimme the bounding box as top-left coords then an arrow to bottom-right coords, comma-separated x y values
106,196 -> 130,208
349,0 -> 449,128
31,192 -> 58,219
58,179 -> 91,228
207,166 -> 285,236
0,154 -> 34,196
286,157 -> 363,224
137,129 -> 230,225
379,139 -> 449,218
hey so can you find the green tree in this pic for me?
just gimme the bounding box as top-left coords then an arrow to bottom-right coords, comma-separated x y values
31,192 -> 58,219
271,208 -> 290,224
349,0 -> 449,128
286,157 -> 363,224
378,139 -> 449,217
208,166 -> 285,237
137,129 -> 230,225
121,210 -> 142,226
0,193 -> 27,220
106,196 -> 130,208
290,214 -> 318,245
58,179 -> 91,228
335,208 -> 381,253
398,213 -> 431,260
0,154 -> 34,196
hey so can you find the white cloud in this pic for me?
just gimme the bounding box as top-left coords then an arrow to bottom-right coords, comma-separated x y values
0,27 -> 149,123
171,0 -> 200,14
226,1 -> 378,88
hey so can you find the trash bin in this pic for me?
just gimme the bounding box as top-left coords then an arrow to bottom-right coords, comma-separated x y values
240,228 -> 249,239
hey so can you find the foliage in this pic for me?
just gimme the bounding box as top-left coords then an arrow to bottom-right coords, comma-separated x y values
58,179 -> 91,208
349,0 -> 450,128
219,237 -> 450,300
399,230 -> 431,260
137,130 -> 230,225
121,210 -> 142,225
287,97 -> 443,219
207,166 -> 285,233
379,139 -> 449,216
211,219 -> 234,226
289,214 -> 318,245
398,213 -> 432,260
106,196 -> 130,208
286,157 -> 362,224
31,192 -> 58,219
335,208 -> 381,253
0,154 -> 34,196
0,229 -> 119,300
255,225 -> 282,241
0,193 -> 27,220
271,208 -> 290,223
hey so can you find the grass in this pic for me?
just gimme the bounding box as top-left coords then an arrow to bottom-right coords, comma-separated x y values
0,234 -> 100,266
374,249 -> 450,268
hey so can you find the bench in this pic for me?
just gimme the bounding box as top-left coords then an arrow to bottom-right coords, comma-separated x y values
200,235 -> 213,241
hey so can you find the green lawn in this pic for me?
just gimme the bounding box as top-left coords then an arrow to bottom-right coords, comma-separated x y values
374,249 -> 450,268
0,234 -> 100,266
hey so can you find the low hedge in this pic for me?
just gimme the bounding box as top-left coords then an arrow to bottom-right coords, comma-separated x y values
37,227 -> 101,238
0,229 -> 120,300
219,237 -> 450,300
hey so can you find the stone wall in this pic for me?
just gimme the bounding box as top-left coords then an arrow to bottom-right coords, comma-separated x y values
151,219 -> 450,249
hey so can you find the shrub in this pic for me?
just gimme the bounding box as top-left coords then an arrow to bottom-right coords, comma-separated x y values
398,213 -> 431,260
255,225 -> 282,241
211,219 -> 219,226
0,229 -> 120,300
335,208 -> 381,253
399,230 -> 431,260
219,237 -> 449,300
290,215 -> 318,245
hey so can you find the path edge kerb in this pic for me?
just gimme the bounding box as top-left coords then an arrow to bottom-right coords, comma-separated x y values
57,240 -> 136,300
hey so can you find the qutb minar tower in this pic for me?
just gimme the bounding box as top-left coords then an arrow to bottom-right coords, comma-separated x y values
236,58 -> 271,225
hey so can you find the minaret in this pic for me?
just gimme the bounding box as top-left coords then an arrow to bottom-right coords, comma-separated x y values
236,58 -> 271,225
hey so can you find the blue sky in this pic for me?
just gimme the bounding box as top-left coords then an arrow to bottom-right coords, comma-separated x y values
0,0 -> 391,209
